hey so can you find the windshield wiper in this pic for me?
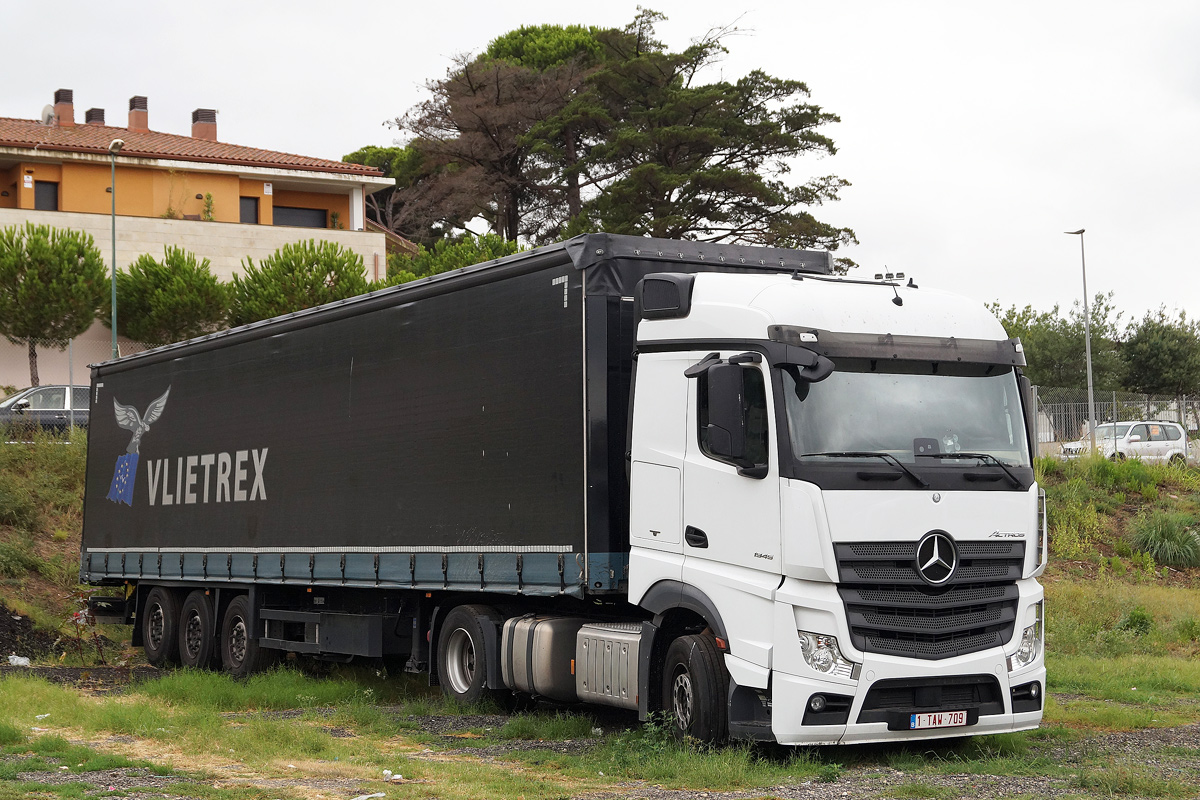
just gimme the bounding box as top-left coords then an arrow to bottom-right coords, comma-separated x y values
923,452 -> 1026,489
800,451 -> 929,488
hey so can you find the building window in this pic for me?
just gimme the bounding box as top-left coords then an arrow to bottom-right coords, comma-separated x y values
273,206 -> 327,228
240,197 -> 259,224
34,181 -> 59,211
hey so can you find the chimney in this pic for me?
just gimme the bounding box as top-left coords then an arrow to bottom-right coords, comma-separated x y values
53,88 -> 75,127
128,96 -> 148,132
191,108 -> 217,141
84,108 -> 105,125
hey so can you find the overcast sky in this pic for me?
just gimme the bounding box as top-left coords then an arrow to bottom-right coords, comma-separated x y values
6,1 -> 1198,324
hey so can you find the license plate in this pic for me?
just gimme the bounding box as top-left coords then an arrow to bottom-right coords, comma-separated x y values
910,710 -> 967,730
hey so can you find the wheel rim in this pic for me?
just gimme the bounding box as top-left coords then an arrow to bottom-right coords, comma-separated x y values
671,668 -> 694,731
147,603 -> 165,650
444,628 -> 477,694
184,611 -> 204,659
229,617 -> 248,666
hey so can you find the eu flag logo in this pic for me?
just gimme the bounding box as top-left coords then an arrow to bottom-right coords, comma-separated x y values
106,453 -> 139,505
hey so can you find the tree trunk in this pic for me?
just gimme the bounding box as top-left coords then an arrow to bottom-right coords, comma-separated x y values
27,338 -> 39,387
565,126 -> 581,219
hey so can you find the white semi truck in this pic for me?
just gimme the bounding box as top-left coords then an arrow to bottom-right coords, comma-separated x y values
82,233 -> 1045,745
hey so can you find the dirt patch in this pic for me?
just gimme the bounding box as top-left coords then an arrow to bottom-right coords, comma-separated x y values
0,664 -> 160,693
0,606 -> 59,660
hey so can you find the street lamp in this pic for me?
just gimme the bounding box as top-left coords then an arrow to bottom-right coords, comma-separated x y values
108,139 -> 124,360
1064,229 -> 1096,452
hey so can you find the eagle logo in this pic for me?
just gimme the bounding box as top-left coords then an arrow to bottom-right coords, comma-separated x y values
106,387 -> 171,505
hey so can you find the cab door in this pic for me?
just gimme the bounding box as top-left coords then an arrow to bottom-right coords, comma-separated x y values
681,352 -> 782,578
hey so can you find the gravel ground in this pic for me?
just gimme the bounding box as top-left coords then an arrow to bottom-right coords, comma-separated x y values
5,666 -> 1200,799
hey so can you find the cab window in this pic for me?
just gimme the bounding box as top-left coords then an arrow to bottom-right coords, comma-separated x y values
697,365 -> 769,467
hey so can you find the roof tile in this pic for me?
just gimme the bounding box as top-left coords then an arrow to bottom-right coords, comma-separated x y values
0,117 -> 383,177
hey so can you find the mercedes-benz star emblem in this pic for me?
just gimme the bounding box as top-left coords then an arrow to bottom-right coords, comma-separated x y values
915,531 -> 958,586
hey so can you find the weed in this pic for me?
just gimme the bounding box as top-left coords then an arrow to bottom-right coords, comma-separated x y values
0,722 -> 23,746
1129,511 -> 1200,567
1117,606 -> 1154,635
500,712 -> 596,740
1074,763 -> 1194,797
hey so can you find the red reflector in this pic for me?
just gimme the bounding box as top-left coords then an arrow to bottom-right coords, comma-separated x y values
715,637 -> 728,651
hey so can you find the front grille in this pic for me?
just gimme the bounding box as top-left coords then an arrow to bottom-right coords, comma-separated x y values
836,540 -> 1023,660
858,675 -> 1004,724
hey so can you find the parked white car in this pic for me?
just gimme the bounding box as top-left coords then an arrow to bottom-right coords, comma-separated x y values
1061,421 -> 1189,464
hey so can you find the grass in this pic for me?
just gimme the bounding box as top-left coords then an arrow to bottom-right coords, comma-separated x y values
1129,510 -> 1200,567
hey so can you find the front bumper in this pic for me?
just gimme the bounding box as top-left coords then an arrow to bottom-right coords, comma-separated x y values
767,650 -> 1044,745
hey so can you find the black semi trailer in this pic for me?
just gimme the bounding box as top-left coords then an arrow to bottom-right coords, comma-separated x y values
82,233 -> 1048,745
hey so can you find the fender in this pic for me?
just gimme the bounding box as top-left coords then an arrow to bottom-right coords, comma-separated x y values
636,580 -> 731,721
637,579 -> 729,641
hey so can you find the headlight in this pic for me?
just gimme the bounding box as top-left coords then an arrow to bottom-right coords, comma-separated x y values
798,631 -> 860,679
1007,602 -> 1043,671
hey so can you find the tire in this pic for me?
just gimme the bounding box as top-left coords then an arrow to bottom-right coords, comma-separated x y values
219,594 -> 276,678
436,604 -> 504,706
661,634 -> 729,744
178,590 -> 218,669
142,587 -> 181,666
1169,453 -> 1186,466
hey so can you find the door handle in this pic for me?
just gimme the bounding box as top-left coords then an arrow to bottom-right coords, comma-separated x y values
684,526 -> 709,548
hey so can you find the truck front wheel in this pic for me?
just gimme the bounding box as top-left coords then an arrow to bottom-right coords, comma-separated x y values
662,634 -> 729,743
142,587 -> 180,666
437,605 -> 503,706
178,590 -> 217,669
219,595 -> 276,678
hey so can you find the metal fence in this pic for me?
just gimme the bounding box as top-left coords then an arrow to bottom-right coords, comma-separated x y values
1032,384 -> 1200,456
1,335 -> 157,394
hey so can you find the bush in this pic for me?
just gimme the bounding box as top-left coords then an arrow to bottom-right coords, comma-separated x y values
1117,605 -> 1154,635
383,233 -> 520,286
230,240 -> 369,325
104,246 -> 228,345
1129,511 -> 1200,568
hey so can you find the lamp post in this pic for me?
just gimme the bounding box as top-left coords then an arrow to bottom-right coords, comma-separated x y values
108,139 -> 124,360
1065,229 -> 1097,452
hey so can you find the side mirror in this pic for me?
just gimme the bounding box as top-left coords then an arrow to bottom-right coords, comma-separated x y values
1017,373 -> 1036,454
705,364 -> 746,461
1128,434 -> 1142,443
13,399 -> 29,413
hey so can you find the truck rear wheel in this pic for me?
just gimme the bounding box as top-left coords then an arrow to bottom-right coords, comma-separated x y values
219,595 -> 276,678
662,634 -> 729,743
437,605 -> 503,706
178,590 -> 217,669
142,587 -> 180,666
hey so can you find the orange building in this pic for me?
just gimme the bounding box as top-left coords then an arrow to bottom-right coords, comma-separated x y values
0,89 -> 404,387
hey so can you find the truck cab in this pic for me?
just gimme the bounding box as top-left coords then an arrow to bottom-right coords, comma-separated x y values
627,270 -> 1046,744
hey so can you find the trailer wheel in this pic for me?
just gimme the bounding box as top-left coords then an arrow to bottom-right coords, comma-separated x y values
142,587 -> 180,666
219,595 -> 276,678
178,590 -> 217,669
662,634 -> 729,743
437,605 -> 503,706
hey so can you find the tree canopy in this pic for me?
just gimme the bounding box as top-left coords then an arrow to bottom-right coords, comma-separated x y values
990,294 -> 1125,391
1122,310 -> 1200,396
103,246 -> 228,346
0,223 -> 107,386
229,240 -> 369,326
357,10 -> 855,253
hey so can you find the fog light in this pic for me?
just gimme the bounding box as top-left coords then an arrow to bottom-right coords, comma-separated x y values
1030,682 -> 1040,699
808,694 -> 827,713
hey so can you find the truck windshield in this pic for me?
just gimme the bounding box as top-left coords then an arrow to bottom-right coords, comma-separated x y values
781,359 -> 1031,467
